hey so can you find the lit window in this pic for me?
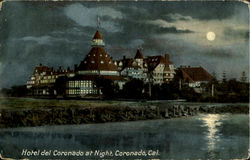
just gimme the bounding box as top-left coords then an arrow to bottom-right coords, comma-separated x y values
101,61 -> 104,64
100,54 -> 102,57
84,61 -> 87,64
105,55 -> 107,57
91,61 -> 95,63
93,54 -> 95,56
109,61 -> 111,64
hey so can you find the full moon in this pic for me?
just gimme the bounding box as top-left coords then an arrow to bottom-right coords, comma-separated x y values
206,32 -> 216,41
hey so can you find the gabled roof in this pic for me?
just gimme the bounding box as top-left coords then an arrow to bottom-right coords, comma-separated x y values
93,30 -> 103,39
33,65 -> 53,75
78,47 -> 118,71
134,49 -> 144,59
145,56 -> 165,71
178,67 -> 213,82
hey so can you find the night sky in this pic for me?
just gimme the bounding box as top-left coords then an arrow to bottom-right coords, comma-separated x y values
0,1 -> 248,89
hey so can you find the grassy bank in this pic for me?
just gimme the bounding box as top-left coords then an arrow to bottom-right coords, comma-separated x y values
0,98 -> 248,128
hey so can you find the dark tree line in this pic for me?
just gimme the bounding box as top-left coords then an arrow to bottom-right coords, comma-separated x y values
97,73 -> 249,102
1,71 -> 248,103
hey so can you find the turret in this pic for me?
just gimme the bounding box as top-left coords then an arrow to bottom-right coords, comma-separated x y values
91,30 -> 105,47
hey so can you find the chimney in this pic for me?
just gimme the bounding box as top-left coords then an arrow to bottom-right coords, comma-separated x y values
165,54 -> 169,63
123,56 -> 126,60
74,64 -> 78,71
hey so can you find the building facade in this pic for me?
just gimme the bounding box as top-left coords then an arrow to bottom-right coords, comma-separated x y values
26,30 -> 200,97
175,66 -> 213,93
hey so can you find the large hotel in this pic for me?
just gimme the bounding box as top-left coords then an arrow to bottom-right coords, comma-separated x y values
26,30 -> 212,97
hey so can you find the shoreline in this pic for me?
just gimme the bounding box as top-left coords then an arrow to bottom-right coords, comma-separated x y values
0,102 -> 248,128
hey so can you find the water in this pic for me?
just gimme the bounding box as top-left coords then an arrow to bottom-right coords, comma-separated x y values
0,114 -> 248,159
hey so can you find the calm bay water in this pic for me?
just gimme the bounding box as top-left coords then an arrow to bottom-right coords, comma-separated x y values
0,114 -> 248,159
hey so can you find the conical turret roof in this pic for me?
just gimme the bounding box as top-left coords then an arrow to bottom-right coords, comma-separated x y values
93,30 -> 103,39
134,49 -> 144,59
78,47 -> 118,71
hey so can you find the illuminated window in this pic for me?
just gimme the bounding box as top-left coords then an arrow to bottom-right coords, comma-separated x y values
91,61 -> 95,64
101,61 -> 104,64
75,81 -> 79,87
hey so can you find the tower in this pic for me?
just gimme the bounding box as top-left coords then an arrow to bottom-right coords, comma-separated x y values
77,30 -> 118,76
134,49 -> 144,68
91,30 -> 105,47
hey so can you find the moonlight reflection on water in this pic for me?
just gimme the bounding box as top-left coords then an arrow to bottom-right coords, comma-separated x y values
0,114 -> 248,159
200,114 -> 226,158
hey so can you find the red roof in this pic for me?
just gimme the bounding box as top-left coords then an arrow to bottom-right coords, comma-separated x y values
145,56 -> 165,71
134,49 -> 144,59
120,58 -> 140,70
93,30 -> 103,39
33,64 -> 74,76
33,65 -> 53,75
78,47 -> 118,71
178,67 -> 213,82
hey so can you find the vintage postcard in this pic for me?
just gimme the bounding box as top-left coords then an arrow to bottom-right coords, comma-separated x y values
0,1 -> 249,159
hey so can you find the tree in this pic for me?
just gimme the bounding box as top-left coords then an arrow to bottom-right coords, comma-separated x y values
54,76 -> 68,97
95,77 -> 118,99
222,71 -> 227,83
122,79 -> 144,99
240,71 -> 247,83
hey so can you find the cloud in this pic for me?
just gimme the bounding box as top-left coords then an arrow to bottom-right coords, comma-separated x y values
147,19 -> 194,33
16,35 -> 74,45
165,13 -> 192,21
20,36 -> 52,45
223,27 -> 248,41
64,3 -> 123,33
128,39 -> 144,48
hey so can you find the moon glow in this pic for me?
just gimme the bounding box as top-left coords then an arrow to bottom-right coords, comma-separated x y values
206,32 -> 216,41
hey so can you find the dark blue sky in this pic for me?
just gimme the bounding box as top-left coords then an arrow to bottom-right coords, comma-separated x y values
0,1 -> 249,88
